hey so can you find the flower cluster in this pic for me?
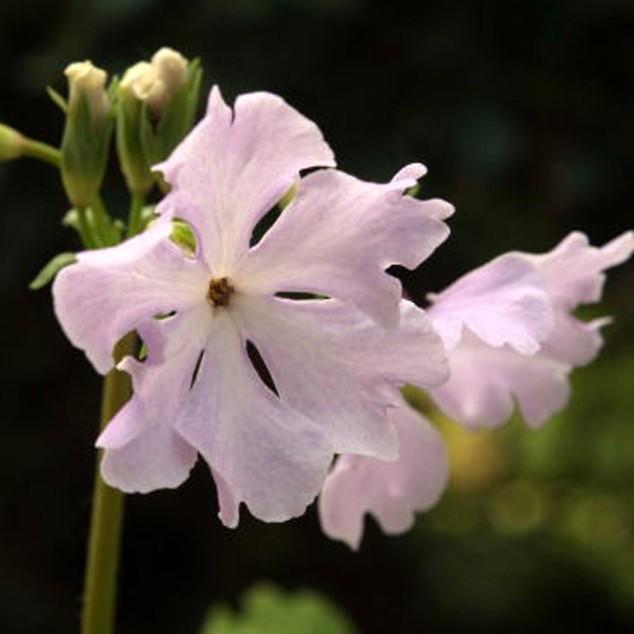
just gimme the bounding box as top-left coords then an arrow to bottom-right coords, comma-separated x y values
52,85 -> 633,548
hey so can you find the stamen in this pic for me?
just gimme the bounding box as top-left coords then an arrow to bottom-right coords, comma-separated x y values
207,277 -> 234,307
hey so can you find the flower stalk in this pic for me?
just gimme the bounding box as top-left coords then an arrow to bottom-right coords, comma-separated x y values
81,334 -> 136,634
0,122 -> 61,167
126,190 -> 146,238
20,137 -> 61,167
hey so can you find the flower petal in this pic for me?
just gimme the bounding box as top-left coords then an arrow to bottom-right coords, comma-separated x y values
176,310 -> 333,525
52,220 -> 209,373
234,167 -> 453,327
100,425 -> 198,494
525,231 -> 634,308
522,231 -> 634,366
539,313 -> 609,367
233,295 -> 448,460
430,332 -> 570,429
318,401 -> 448,550
155,86 -> 336,273
428,253 -> 553,354
96,305 -> 211,492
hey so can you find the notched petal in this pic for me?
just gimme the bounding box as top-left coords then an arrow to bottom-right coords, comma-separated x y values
319,401 -> 449,549
154,86 -> 336,273
235,167 -> 453,327
53,220 -> 209,373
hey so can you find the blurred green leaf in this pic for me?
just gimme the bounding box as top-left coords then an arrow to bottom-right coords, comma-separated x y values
200,583 -> 357,634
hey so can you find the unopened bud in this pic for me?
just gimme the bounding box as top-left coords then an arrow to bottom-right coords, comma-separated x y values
0,123 -> 25,160
116,47 -> 202,193
151,47 -> 188,97
64,61 -> 109,127
61,61 -> 113,206
120,62 -> 157,100
120,48 -> 189,118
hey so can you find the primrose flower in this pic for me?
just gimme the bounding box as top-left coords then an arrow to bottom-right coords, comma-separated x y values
316,230 -> 632,549
428,231 -> 634,428
53,87 -> 454,525
319,398 -> 448,549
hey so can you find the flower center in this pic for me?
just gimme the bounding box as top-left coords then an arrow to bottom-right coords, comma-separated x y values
207,277 -> 234,307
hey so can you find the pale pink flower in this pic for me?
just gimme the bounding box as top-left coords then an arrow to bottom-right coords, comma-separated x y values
428,231 -> 634,428
317,231 -> 632,549
53,87 -> 453,525
318,398 -> 448,549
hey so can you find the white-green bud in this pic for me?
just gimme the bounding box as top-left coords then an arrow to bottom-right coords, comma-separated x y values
61,60 -> 113,206
64,61 -> 109,127
151,47 -> 188,97
120,48 -> 188,118
116,47 -> 202,193
0,123 -> 25,160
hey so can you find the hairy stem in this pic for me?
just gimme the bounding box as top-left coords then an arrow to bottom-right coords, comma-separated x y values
81,334 -> 136,634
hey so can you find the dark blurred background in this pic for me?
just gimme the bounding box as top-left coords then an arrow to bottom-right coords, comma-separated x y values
1,1 -> 633,632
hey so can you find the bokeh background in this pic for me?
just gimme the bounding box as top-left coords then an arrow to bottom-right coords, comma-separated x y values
1,1 -> 633,632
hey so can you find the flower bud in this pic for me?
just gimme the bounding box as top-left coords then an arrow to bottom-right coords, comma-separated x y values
0,123 -> 25,160
117,63 -> 156,193
60,61 -> 113,206
115,47 -> 202,193
64,62 -> 109,127
120,48 -> 188,120
120,62 -> 157,101
150,47 -> 188,107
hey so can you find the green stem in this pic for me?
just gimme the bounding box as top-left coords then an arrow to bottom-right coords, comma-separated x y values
126,191 -> 146,238
90,195 -> 117,247
76,206 -> 98,249
81,334 -> 136,634
21,137 -> 61,167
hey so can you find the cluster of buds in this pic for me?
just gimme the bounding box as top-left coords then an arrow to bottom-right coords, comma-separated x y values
117,48 -> 202,194
0,47 -> 202,248
0,48 -> 203,289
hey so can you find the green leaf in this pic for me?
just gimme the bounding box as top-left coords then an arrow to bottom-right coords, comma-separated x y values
199,583 -> 357,634
29,252 -> 76,290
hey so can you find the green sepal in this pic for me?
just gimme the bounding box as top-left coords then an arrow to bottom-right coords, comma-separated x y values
29,252 -> 76,290
278,183 -> 297,210
60,90 -> 114,207
140,205 -> 157,226
170,218 -> 197,255
405,183 -> 420,198
62,207 -> 80,231
46,86 -> 68,113
116,89 -> 154,194
62,206 -> 122,248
